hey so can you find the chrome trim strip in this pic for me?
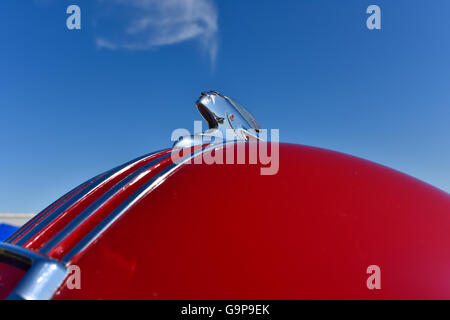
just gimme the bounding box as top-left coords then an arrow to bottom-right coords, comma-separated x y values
39,153 -> 171,255
0,243 -> 67,300
13,150 -> 167,247
61,143 -> 225,262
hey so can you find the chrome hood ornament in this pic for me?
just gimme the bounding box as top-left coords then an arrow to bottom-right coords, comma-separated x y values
174,91 -> 261,148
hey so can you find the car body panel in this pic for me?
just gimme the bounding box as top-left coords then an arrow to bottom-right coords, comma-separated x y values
23,142 -> 448,299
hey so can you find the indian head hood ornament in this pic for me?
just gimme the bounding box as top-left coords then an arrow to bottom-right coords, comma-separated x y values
173,91 -> 262,148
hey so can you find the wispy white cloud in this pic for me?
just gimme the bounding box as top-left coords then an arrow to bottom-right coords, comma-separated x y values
95,0 -> 219,64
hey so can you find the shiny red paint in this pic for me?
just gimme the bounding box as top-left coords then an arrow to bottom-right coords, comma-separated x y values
47,143 -> 450,299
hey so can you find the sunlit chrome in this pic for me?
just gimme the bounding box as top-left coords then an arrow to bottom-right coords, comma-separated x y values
173,91 -> 261,148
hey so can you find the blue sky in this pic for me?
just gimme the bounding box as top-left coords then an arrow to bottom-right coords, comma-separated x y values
1,0 -> 449,213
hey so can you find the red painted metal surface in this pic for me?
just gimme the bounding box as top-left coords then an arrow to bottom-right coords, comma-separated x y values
47,143 -> 450,299
0,260 -> 28,300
